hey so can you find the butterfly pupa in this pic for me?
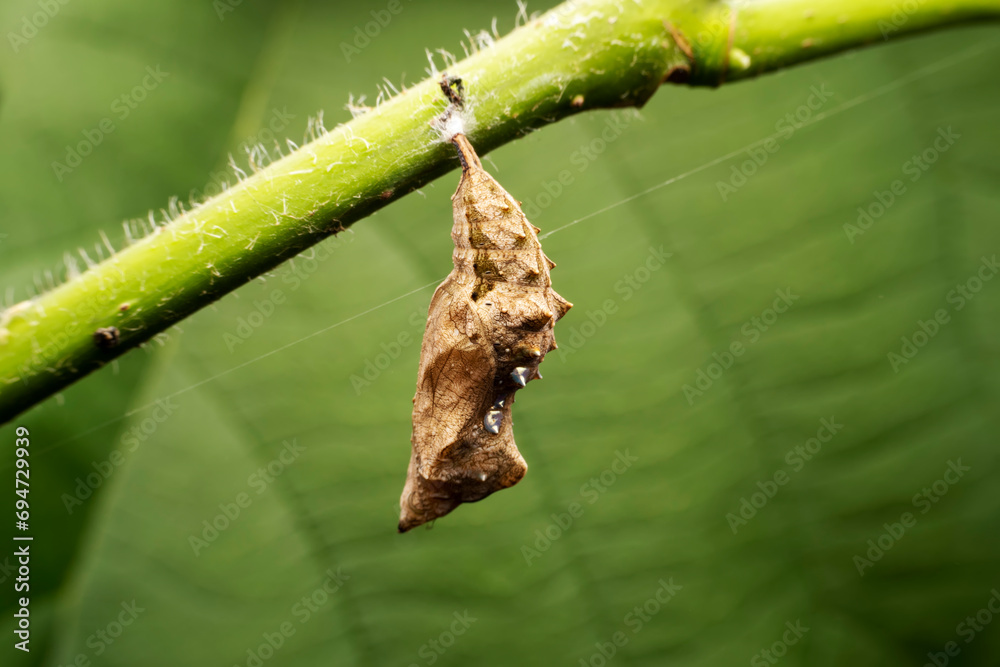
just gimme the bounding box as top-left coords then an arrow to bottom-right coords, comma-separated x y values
398,128 -> 571,532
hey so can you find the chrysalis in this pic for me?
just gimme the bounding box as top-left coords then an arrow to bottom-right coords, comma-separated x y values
398,115 -> 571,532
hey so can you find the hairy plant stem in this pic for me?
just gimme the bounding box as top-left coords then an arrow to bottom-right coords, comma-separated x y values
1,0 -> 998,421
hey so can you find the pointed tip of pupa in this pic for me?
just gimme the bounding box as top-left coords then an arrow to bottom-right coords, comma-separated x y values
555,294 -> 573,318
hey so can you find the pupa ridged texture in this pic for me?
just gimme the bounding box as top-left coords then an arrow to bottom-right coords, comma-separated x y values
398,134 -> 572,532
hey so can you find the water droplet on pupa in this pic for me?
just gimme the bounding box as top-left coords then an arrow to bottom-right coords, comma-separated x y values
511,367 -> 531,387
484,410 -> 503,434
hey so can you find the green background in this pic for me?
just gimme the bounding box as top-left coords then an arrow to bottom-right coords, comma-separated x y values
2,0 -> 1000,665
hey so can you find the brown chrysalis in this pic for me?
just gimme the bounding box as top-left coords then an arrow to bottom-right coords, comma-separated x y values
398,89 -> 571,532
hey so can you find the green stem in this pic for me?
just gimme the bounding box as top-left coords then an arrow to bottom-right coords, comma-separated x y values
1,0 -> 997,422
